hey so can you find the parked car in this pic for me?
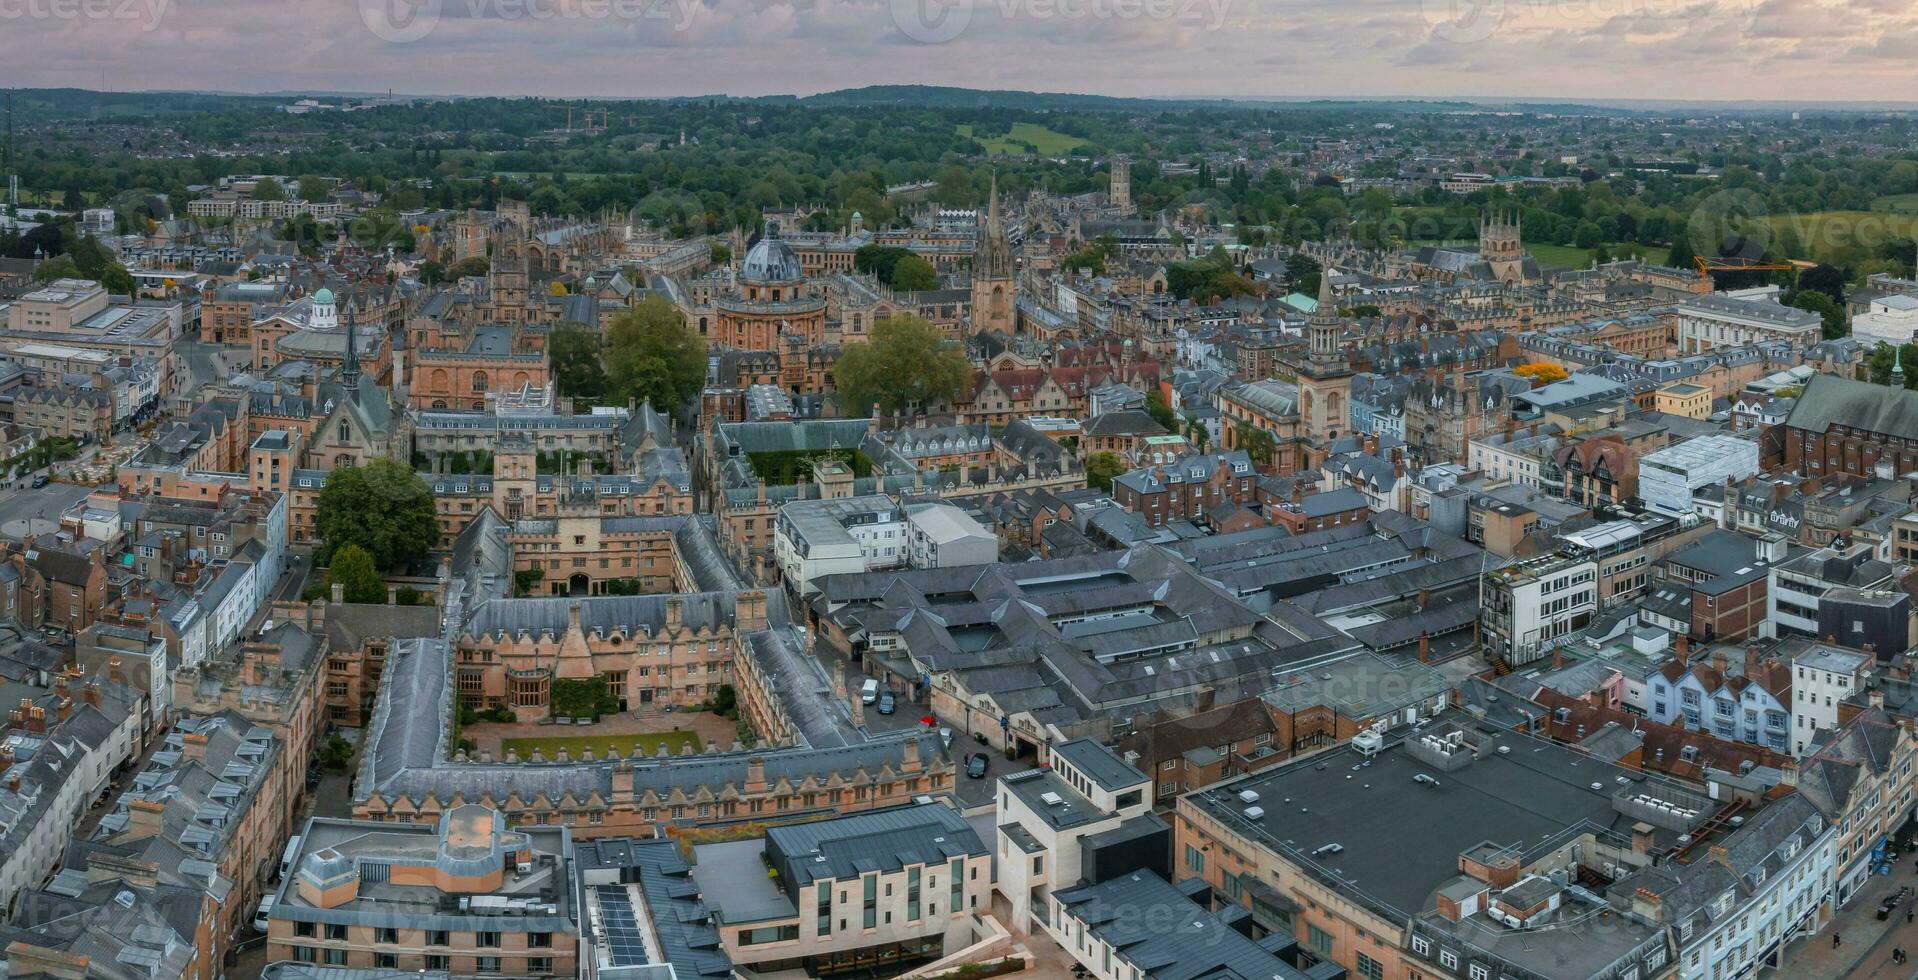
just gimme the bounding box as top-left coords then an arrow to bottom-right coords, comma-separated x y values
877,693 -> 896,715
30,474 -> 47,489
859,679 -> 879,704
966,753 -> 989,779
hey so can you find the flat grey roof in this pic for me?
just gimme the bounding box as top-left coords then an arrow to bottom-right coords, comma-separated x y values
1187,715 -> 1667,922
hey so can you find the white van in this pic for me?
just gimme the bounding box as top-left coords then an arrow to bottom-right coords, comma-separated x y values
860,679 -> 880,704
253,895 -> 275,932
279,835 -> 302,880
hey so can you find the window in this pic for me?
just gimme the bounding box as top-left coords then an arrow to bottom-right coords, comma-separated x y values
324,924 -> 347,941
428,930 -> 449,946
1356,953 -> 1384,980
529,932 -> 552,948
476,957 -> 500,974
425,956 -> 449,971
528,959 -> 553,975
1439,950 -> 1458,970
863,874 -> 878,929
374,954 -> 397,970
478,931 -> 502,948
376,928 -> 398,944
1308,925 -> 1334,955
1411,935 -> 1430,956
323,949 -> 346,966
296,922 -> 316,938
1185,845 -> 1205,874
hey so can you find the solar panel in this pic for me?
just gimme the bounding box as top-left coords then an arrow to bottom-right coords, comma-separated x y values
596,885 -> 651,966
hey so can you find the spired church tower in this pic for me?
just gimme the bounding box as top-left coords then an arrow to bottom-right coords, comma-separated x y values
1480,209 -> 1526,284
970,176 -> 1016,336
1296,276 -> 1354,456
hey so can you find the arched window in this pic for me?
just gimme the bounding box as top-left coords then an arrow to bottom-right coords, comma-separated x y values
471,371 -> 489,393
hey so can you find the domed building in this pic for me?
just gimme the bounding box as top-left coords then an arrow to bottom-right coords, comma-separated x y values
714,220 -> 826,351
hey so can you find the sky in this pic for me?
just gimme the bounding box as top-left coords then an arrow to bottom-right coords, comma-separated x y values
1,0 -> 1913,102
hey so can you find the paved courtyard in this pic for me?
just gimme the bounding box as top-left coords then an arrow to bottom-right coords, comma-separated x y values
461,707 -> 740,759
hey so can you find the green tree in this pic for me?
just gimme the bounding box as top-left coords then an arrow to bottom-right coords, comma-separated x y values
100,264 -> 136,296
1235,422 -> 1276,467
549,323 -> 608,402
313,459 -> 439,569
252,177 -> 286,202
296,175 -> 331,202
326,543 -> 386,603
1085,451 -> 1126,493
417,259 -> 448,285
831,314 -> 971,417
890,255 -> 938,291
604,297 -> 705,413
1144,390 -> 1178,432
1667,224 -> 1695,271
31,256 -> 80,282
1785,290 -> 1848,340
449,256 -> 491,279
709,242 -> 732,265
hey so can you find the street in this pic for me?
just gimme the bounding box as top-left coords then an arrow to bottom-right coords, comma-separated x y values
224,762 -> 356,980
0,481 -> 93,540
1774,860 -> 1918,980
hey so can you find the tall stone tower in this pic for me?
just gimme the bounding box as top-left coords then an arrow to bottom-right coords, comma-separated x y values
1110,155 -> 1132,212
970,175 -> 1016,336
1480,209 -> 1526,284
489,235 -> 529,324
1295,276 -> 1353,457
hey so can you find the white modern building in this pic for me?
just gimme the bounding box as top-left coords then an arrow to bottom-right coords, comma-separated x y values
1640,435 -> 1761,518
903,503 -> 996,572
1792,644 -> 1871,756
1852,293 -> 1918,348
774,494 -> 908,598
1479,554 -> 1598,667
994,739 -> 1156,935
1676,293 -> 1822,353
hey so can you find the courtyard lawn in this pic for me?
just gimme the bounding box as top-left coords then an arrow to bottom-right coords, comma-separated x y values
1528,242 -> 1669,270
501,731 -> 703,760
957,122 -> 1086,156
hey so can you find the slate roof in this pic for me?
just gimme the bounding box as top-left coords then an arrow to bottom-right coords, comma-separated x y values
1785,372 -> 1918,439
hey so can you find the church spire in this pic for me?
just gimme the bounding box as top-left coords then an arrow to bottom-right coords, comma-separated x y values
977,172 -> 1012,281
343,307 -> 361,391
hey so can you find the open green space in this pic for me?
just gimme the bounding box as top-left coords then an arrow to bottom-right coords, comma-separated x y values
746,448 -> 874,485
501,731 -> 703,759
1528,242 -> 1669,269
1871,194 -> 1918,214
957,122 -> 1086,156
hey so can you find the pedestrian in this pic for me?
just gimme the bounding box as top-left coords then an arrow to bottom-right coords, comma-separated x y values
1835,932 -> 1843,948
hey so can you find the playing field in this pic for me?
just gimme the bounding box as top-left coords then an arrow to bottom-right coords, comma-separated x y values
501,731 -> 703,760
957,122 -> 1085,156
1872,194 -> 1918,214
1764,210 -> 1918,261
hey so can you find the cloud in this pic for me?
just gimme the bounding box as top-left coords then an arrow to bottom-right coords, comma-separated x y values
0,0 -> 1910,100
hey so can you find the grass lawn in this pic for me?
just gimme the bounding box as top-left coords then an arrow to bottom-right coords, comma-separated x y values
1529,242 -> 1669,269
502,731 -> 702,760
1873,194 -> 1918,214
1764,210 -> 1918,262
957,122 -> 1086,156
